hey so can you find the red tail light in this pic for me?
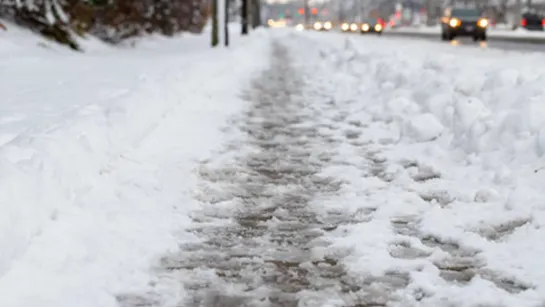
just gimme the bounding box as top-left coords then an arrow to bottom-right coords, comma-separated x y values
521,18 -> 527,26
542,19 -> 545,26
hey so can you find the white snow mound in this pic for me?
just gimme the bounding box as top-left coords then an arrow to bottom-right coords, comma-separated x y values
0,22 -> 271,307
405,113 -> 444,142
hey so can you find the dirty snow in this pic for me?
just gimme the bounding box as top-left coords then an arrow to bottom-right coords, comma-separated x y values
0,22 -> 270,307
121,30 -> 545,306
2,20 -> 545,307
291,30 -> 545,306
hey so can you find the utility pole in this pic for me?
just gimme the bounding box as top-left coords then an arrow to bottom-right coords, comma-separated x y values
515,0 -> 521,27
225,0 -> 229,46
338,0 -> 344,22
425,0 -> 433,26
242,0 -> 249,35
212,0 -> 219,47
304,0 -> 310,25
251,0 -> 261,28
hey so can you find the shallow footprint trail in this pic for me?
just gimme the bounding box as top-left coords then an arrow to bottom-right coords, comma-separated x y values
155,40 -> 377,306
116,32 -> 545,307
117,36 -> 420,307
172,41 -> 352,307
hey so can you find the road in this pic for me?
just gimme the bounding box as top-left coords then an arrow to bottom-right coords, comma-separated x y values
375,31 -> 545,53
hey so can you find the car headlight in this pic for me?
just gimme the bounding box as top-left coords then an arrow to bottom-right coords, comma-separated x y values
478,18 -> 488,27
324,21 -> 332,29
295,24 -> 304,31
314,22 -> 322,30
341,23 -> 349,31
449,18 -> 461,27
350,23 -> 358,31
375,24 -> 382,31
362,24 -> 370,31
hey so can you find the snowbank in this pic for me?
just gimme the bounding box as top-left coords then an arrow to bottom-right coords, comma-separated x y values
286,30 -> 545,306
0,20 -> 64,55
0,24 -> 271,307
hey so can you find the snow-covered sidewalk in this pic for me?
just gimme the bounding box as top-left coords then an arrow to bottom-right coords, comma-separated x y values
0,25 -> 270,307
3,23 -> 545,307
119,29 -> 545,306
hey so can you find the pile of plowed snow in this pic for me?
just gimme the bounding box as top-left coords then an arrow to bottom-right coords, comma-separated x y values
0,20 -> 271,307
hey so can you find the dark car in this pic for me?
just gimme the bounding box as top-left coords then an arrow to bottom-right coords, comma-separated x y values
441,8 -> 488,41
520,12 -> 544,31
360,18 -> 383,35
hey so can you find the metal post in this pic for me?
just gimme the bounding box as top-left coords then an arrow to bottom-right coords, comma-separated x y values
304,0 -> 310,25
242,0 -> 248,35
515,0 -> 521,27
353,0 -> 359,21
426,0 -> 433,26
251,0 -> 261,28
212,0 -> 219,46
338,0 -> 343,22
225,0 -> 229,46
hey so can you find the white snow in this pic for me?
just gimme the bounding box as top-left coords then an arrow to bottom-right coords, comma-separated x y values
0,21 -> 270,307
4,17 -> 545,306
280,29 -> 545,306
405,113 -> 444,142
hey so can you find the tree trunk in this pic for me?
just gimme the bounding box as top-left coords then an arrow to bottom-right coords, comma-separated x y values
212,0 -> 219,47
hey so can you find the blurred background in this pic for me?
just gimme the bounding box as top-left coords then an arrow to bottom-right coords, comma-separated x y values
262,0 -> 545,29
0,0 -> 543,49
0,0 -> 254,48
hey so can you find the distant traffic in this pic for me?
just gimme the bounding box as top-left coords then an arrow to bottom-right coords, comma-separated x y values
264,4 -> 545,46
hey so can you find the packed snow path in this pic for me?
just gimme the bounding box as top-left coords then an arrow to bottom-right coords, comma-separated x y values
161,42 -> 382,306
5,25 -> 545,307
119,31 -> 545,307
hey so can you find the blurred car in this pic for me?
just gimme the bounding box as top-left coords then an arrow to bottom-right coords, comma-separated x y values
360,18 -> 383,34
520,12 -> 544,31
267,19 -> 287,28
313,20 -> 333,31
341,21 -> 360,32
441,7 -> 488,41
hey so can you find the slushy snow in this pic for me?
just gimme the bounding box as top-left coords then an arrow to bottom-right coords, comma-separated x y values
2,20 -> 545,307
291,30 -> 545,306
387,24 -> 545,39
0,22 -> 270,307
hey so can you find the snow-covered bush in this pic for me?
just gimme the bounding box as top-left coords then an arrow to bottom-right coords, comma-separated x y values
0,0 -> 209,47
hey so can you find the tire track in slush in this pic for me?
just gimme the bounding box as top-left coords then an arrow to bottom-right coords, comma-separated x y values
154,41 -> 380,307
